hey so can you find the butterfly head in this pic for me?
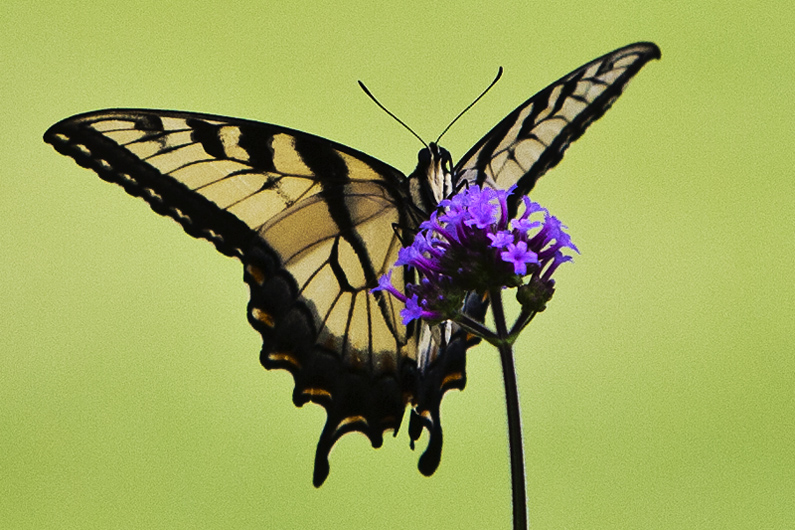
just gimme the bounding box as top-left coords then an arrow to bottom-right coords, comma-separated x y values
410,142 -> 454,212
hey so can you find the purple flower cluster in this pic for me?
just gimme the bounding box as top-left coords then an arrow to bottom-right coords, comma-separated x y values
373,184 -> 578,325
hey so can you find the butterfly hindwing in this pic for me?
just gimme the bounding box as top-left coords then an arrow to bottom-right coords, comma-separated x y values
455,42 -> 661,213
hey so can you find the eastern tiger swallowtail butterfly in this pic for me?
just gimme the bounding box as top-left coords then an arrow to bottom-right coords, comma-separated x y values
44,42 -> 660,486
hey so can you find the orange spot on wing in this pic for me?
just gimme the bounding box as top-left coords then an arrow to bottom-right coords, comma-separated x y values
267,351 -> 301,369
441,371 -> 464,389
251,307 -> 275,327
336,415 -> 368,432
246,264 -> 266,285
302,387 -> 332,401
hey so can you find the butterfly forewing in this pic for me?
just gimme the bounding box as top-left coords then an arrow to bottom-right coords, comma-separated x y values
454,42 -> 661,212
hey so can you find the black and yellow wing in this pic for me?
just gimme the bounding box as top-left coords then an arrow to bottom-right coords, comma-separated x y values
455,42 -> 661,213
43,110 -> 448,486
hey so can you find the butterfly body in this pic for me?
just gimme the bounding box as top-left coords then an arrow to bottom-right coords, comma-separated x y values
408,142 -> 455,209
44,42 -> 660,486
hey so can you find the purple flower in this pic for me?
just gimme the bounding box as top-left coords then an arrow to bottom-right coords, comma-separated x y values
520,195 -> 546,218
501,241 -> 539,275
464,194 -> 498,229
511,217 -> 541,235
531,215 -> 580,262
372,184 -> 576,324
401,294 -> 425,324
488,230 -> 514,249
370,269 -> 406,302
494,185 -> 516,227
542,251 -> 574,282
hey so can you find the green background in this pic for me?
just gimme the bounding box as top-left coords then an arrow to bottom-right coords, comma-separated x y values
2,1 -> 793,528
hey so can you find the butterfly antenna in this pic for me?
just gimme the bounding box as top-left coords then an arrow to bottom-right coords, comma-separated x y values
436,66 -> 503,144
358,80 -> 428,149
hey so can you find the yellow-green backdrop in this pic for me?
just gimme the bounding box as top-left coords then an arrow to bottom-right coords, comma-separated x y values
2,1 -> 792,528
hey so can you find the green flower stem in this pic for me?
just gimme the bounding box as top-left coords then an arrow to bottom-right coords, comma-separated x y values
489,288 -> 528,530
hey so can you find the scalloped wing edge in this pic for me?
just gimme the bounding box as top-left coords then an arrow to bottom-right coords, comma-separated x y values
244,239 -> 482,486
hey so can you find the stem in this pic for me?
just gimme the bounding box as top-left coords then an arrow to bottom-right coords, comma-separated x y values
455,313 -> 498,343
508,309 -> 537,342
489,288 -> 528,530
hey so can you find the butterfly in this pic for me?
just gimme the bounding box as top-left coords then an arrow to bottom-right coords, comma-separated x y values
44,41 -> 660,486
